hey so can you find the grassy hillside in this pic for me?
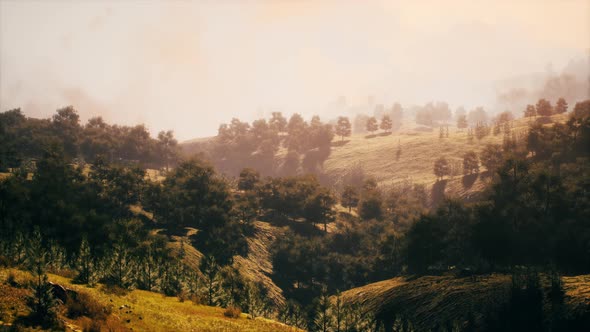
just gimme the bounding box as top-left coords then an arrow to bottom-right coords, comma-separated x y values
324,114 -> 567,196
0,268 -> 298,332
180,113 -> 570,206
339,273 -> 590,330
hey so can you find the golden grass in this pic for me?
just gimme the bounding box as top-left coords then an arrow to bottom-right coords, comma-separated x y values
0,268 -> 299,332
340,271 -> 590,330
233,221 -> 287,307
324,114 -> 569,202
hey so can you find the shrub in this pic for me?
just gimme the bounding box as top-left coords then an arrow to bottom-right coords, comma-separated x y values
223,305 -> 241,318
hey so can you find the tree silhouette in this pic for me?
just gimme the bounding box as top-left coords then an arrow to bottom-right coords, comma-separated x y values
434,157 -> 450,181
380,115 -> 393,133
335,116 -> 352,142
366,117 -> 378,135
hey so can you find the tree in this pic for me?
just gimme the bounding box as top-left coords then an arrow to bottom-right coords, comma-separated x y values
238,168 -> 260,191
359,190 -> 383,220
269,112 -> 287,132
462,151 -> 479,175
75,236 -> 97,285
524,104 -> 536,117
467,107 -> 488,126
201,255 -> 221,306
52,106 -> 81,158
157,130 -> 178,171
314,287 -> 334,332
536,98 -> 553,117
26,228 -> 58,327
335,116 -> 352,142
303,187 -> 336,232
480,144 -> 503,173
434,157 -> 450,181
380,115 -> 393,133
457,115 -> 468,130
366,117 -> 378,134
341,185 -> 359,212
554,97 -> 568,114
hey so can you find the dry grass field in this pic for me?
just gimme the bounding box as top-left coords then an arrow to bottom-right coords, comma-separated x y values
0,268 -> 299,332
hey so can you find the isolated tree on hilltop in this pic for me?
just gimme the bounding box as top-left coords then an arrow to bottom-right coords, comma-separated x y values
366,117 -> 378,135
380,115 -> 393,133
554,97 -> 568,114
536,98 -> 553,117
434,157 -> 450,181
335,116 -> 352,142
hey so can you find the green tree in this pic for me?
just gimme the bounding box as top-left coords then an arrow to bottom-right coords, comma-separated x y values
462,151 -> 479,175
341,185 -> 359,212
157,130 -> 178,171
75,236 -> 97,285
335,116 -> 352,142
480,144 -> 503,173
238,168 -> 260,191
26,228 -> 58,327
359,190 -> 383,221
303,187 -> 336,232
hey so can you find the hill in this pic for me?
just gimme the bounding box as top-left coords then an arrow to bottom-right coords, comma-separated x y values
0,268 -> 298,332
180,113 -> 570,206
339,273 -> 590,330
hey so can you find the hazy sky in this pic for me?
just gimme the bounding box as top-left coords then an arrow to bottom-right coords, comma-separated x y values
1,0 -> 589,140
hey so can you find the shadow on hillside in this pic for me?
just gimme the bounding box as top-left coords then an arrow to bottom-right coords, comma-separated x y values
331,140 -> 350,147
462,173 -> 478,189
378,132 -> 392,137
431,180 -> 447,207
364,134 -> 378,139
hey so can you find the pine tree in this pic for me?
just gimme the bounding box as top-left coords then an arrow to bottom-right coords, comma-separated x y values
314,287 -> 333,332
108,240 -> 134,289
201,255 -> 221,306
47,240 -> 66,274
75,236 -> 97,285
26,227 -> 58,327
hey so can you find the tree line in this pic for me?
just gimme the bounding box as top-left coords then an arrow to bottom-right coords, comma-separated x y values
0,107 -> 180,171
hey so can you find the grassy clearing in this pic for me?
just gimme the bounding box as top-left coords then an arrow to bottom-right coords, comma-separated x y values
0,268 -> 299,332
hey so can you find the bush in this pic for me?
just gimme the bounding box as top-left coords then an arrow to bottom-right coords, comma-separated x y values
66,291 -> 111,321
223,305 -> 241,318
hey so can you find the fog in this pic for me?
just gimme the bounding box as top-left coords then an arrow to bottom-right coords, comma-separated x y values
1,0 -> 589,140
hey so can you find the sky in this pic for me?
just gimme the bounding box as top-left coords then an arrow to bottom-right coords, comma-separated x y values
1,0 -> 589,140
